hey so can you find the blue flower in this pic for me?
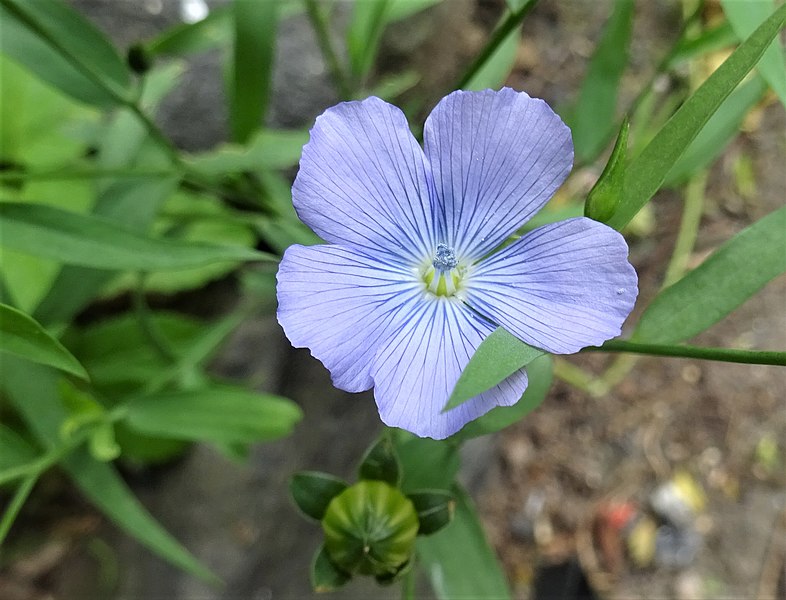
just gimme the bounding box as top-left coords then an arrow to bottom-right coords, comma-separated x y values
277,88 -> 638,440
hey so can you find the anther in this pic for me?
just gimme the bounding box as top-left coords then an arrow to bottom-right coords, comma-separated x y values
432,243 -> 458,271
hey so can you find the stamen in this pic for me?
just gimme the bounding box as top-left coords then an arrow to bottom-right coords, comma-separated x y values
433,243 -> 458,271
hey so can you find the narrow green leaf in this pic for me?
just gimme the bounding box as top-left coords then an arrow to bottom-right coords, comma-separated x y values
464,21 -> 519,91
0,424 -> 37,473
124,386 -> 302,445
571,0 -> 635,162
453,354 -> 552,441
145,5 -> 232,58
408,490 -> 454,535
668,21 -> 737,67
385,0 -> 442,22
230,0 -> 278,143
291,471 -> 349,521
607,3 -> 786,230
347,0 -> 390,82
0,303 -> 88,379
665,75 -> 768,186
417,486 -> 510,600
33,177 -> 179,325
584,117 -> 629,223
185,129 -> 308,175
0,0 -> 130,105
445,328 -> 544,412
0,202 -> 270,271
311,544 -> 350,592
634,205 -> 786,344
721,0 -> 786,108
358,435 -> 400,486
68,447 -> 220,582
0,357 -> 218,582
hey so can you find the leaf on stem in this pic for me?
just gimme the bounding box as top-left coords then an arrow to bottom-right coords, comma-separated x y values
0,202 -> 271,271
0,303 -> 88,380
634,205 -> 786,344
607,3 -> 786,230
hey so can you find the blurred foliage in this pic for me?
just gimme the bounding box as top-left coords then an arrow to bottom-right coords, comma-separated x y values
1,0 -> 785,596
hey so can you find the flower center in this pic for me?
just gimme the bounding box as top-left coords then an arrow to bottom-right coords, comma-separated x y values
421,243 -> 465,297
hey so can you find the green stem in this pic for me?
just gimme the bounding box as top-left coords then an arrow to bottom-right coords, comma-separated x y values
304,0 -> 352,100
401,559 -> 416,600
663,170 -> 707,287
132,273 -> 178,364
586,340 -> 786,366
455,0 -> 539,90
0,474 -> 37,545
553,358 -> 608,397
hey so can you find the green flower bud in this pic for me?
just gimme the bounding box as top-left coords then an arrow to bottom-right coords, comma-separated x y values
321,480 -> 418,577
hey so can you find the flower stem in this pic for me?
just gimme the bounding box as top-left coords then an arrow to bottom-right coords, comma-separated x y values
304,0 -> 353,100
585,340 -> 786,366
0,474 -> 38,545
455,0 -> 539,90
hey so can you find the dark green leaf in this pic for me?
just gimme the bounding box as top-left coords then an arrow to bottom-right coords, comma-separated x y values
124,386 -> 302,445
607,3 -> 786,230
454,354 -> 552,440
0,0 -> 130,105
0,202 -> 271,271
446,328 -> 544,411
584,116 -> 629,223
721,0 -> 786,108
33,177 -> 179,325
0,357 -> 217,582
634,205 -> 786,344
571,0 -> 635,162
417,486 -> 510,600
347,0 -> 390,82
229,0 -> 277,143
0,302 -> 88,379
464,20 -> 519,91
408,490 -> 454,535
668,21 -> 737,67
665,75 -> 767,186
145,5 -> 232,58
393,431 -> 459,494
0,424 -> 37,473
358,435 -> 400,486
311,544 -> 350,592
290,471 -> 349,521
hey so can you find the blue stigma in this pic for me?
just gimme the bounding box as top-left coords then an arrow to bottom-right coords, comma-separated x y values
432,243 -> 458,271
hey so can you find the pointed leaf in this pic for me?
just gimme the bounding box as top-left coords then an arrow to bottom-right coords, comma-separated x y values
584,116 -> 630,223
311,544 -> 350,592
290,471 -> 349,521
607,3 -> 786,230
571,0 -> 635,162
0,0 -> 130,105
358,435 -> 400,486
124,386 -> 302,445
0,302 -> 88,379
230,0 -> 278,143
721,0 -> 786,109
393,431 -> 460,494
0,357 -> 218,582
0,202 -> 271,271
665,75 -> 768,186
454,354 -> 552,440
445,328 -> 545,411
408,490 -> 455,535
417,486 -> 510,600
634,205 -> 786,344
